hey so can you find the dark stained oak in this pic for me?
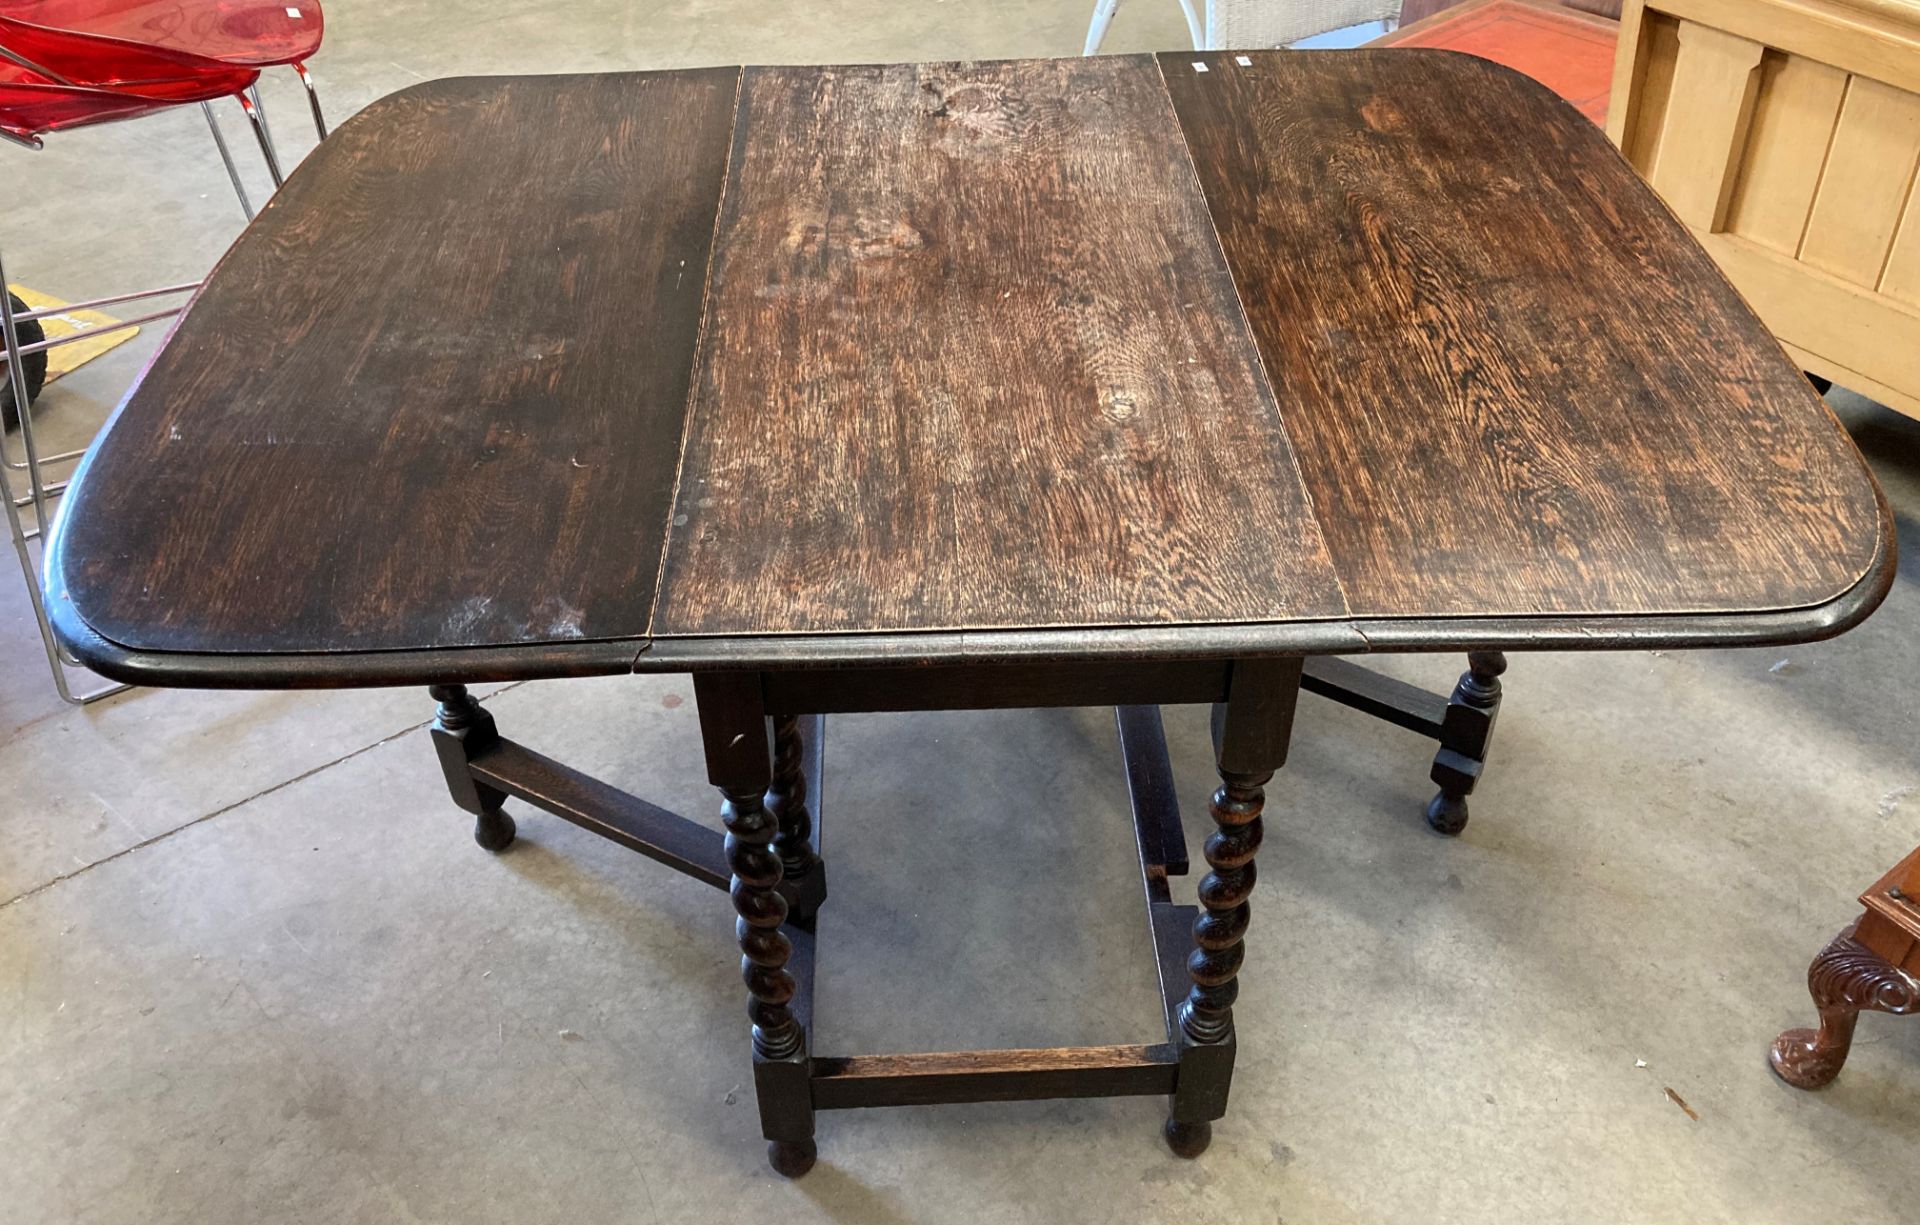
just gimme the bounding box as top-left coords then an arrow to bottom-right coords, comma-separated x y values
1161,49 -> 1885,623
466,735 -> 731,886
651,56 -> 1347,638
810,1045 -> 1179,1108
58,68 -> 740,655
44,53 -> 1898,1177
45,54 -> 1895,687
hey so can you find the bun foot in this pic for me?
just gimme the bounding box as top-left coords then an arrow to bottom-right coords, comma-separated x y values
1163,1118 -> 1212,1158
767,1139 -> 817,1178
473,807 -> 517,852
1425,791 -> 1468,836
1769,1027 -> 1843,1090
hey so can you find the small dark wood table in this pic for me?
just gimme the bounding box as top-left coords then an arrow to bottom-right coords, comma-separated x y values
46,51 -> 1892,1176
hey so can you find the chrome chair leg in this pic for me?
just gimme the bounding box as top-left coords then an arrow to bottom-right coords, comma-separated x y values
1085,0 -> 1204,54
0,93 -> 259,708
294,61 -> 329,140
247,81 -> 281,164
239,91 -> 284,187
1084,0 -> 1121,54
1180,0 -> 1205,47
202,101 -> 255,220
0,248 -> 128,706
0,457 -> 128,705
1,247 -> 53,541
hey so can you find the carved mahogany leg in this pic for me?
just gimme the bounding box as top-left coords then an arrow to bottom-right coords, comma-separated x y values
1426,651 -> 1507,835
767,714 -> 825,930
428,684 -> 516,851
694,673 -> 814,1177
1770,920 -> 1920,1089
1167,657 -> 1301,1157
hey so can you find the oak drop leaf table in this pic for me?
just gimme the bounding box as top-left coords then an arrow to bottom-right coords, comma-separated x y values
45,51 -> 1892,1175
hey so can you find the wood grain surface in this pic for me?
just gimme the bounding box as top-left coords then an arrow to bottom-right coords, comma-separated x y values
48,54 -> 1893,682
1370,0 -> 1619,125
58,69 -> 739,654
1161,49 -> 1884,622
650,57 -> 1347,637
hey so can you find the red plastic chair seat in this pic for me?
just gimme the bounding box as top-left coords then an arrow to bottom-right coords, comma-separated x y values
0,0 -> 320,68
0,11 -> 261,88
0,57 -> 256,143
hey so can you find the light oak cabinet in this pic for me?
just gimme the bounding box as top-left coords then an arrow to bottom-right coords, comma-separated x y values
1609,0 -> 1920,418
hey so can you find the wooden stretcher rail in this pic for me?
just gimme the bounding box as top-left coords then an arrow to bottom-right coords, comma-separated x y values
1302,657 -> 1448,737
787,706 -> 1199,1111
810,1046 -> 1181,1109
467,738 -> 730,889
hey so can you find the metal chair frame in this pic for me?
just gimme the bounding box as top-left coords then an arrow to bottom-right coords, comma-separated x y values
1,54 -> 291,704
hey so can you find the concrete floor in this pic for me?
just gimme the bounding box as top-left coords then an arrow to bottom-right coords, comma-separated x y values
4,2 -> 1919,1221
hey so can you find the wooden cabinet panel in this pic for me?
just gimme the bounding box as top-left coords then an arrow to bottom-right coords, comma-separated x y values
1706,232 -> 1920,403
1882,193 -> 1920,302
1615,8 -> 1680,166
1614,0 -> 1920,417
1800,76 -> 1920,283
1653,0 -> 1920,96
1644,20 -> 1764,229
1872,114 -> 1920,303
1724,53 -> 1848,253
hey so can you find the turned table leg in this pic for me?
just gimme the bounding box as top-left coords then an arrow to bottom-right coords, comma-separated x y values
767,714 -> 826,930
695,674 -> 815,1177
1771,919 -> 1920,1089
1167,657 -> 1301,1157
429,684 -> 516,851
1426,651 -> 1506,836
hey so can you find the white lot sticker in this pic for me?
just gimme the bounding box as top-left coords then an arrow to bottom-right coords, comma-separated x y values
1192,61 -> 1208,72
286,7 -> 302,17
1235,55 -> 1252,66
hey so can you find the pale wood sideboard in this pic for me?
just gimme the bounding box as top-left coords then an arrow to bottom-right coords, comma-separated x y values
1609,0 -> 1920,418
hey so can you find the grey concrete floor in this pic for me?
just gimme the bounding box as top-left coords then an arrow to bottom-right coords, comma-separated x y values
4,2 -> 1919,1221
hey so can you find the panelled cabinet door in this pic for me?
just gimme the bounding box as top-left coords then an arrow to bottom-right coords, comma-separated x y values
1610,0 -> 1920,417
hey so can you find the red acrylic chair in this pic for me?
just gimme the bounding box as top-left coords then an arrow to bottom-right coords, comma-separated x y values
0,58 -> 264,703
0,0 -> 327,140
0,9 -> 286,186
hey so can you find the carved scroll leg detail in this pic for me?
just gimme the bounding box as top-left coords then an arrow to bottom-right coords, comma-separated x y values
1426,650 -> 1507,836
428,684 -> 515,851
766,714 -> 825,930
1771,920 -> 1920,1090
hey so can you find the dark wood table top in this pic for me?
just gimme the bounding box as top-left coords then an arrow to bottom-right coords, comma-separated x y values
48,51 -> 1893,686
